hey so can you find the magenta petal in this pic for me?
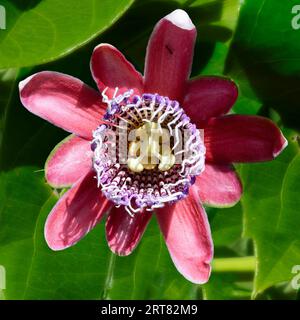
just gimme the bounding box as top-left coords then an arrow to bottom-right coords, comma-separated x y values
90,44 -> 143,99
19,71 -> 106,139
45,171 -> 112,250
205,115 -> 288,163
45,135 -> 92,188
106,207 -> 152,256
144,9 -> 196,101
156,188 -> 213,284
183,76 -> 238,126
194,164 -> 242,208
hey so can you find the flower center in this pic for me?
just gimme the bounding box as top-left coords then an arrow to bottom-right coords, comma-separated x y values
127,121 -> 175,173
91,89 -> 205,215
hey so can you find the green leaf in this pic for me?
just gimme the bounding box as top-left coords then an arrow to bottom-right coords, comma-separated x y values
239,132 -> 300,296
226,0 -> 300,129
0,0 -> 134,69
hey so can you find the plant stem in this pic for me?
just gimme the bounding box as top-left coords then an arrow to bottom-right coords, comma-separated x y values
212,256 -> 256,273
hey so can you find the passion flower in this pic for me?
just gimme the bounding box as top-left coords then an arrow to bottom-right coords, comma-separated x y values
19,9 -> 287,284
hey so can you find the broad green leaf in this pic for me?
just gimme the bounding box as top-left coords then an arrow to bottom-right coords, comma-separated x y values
0,0 -> 134,69
226,0 -> 300,129
239,132 -> 300,296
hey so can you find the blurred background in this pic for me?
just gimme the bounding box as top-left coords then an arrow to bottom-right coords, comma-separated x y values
0,0 -> 300,300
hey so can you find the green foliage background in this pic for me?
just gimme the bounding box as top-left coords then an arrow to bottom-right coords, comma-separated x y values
0,0 -> 300,300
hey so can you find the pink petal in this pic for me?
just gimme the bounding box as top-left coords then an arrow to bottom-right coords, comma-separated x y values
90,44 -> 143,99
183,76 -> 238,126
156,187 -> 213,284
144,9 -> 196,101
106,207 -> 152,256
205,115 -> 288,163
194,163 -> 242,208
19,71 -> 106,139
45,170 -> 112,250
45,135 -> 92,188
